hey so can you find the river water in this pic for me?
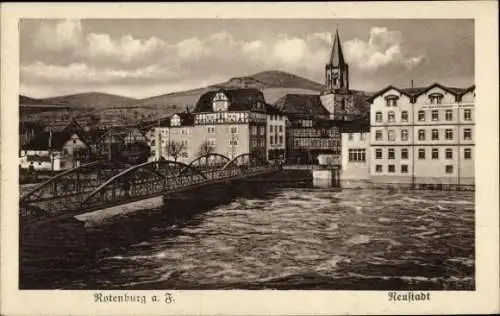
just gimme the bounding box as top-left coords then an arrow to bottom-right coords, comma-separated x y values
22,182 -> 475,290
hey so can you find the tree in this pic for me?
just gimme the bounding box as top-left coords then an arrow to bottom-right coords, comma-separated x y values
198,140 -> 215,156
164,140 -> 186,162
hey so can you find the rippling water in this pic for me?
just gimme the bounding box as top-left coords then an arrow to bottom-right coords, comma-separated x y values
22,183 -> 475,290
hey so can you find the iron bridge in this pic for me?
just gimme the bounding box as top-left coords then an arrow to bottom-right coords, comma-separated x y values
19,153 -> 279,226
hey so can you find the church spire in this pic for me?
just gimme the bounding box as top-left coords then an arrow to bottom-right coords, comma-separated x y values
325,27 -> 349,91
328,27 -> 345,67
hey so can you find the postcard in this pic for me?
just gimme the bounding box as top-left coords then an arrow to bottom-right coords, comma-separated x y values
1,2 -> 499,315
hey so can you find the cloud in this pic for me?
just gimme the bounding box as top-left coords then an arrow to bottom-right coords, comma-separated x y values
85,33 -> 165,63
34,19 -> 83,51
21,62 -> 179,84
344,27 -> 425,71
23,21 -> 429,98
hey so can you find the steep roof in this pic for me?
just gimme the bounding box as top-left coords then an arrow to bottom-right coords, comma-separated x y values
367,83 -> 475,103
22,131 -> 83,151
193,88 -> 266,113
328,29 -> 346,67
274,94 -> 329,116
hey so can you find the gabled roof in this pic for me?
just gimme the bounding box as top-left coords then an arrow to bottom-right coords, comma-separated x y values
22,131 -> 84,151
367,83 -> 475,103
265,103 -> 284,115
459,84 -> 476,95
193,88 -> 266,113
274,94 -> 329,116
44,118 -> 85,133
328,29 -> 346,67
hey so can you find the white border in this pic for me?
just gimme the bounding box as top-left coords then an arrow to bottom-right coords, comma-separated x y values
1,2 -> 499,315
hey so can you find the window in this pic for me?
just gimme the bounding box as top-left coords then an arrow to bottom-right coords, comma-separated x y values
432,148 -> 439,159
463,128 -> 472,140
181,128 -> 188,135
445,110 -> 453,121
445,148 -> 453,159
375,148 -> 382,159
270,135 -> 274,145
279,125 -> 283,133
230,126 -> 238,134
375,130 -> 383,141
388,148 -> 395,159
432,129 -> 439,140
401,165 -> 408,173
360,133 -> 366,140
259,126 -> 265,135
429,94 -> 443,104
251,126 -> 257,136
418,129 -> 426,140
348,149 -> 366,162
432,110 -> 439,121
445,165 -> 453,173
385,96 -> 398,106
464,148 -> 472,159
464,109 -> 472,121
401,111 -> 408,122
418,149 -> 426,159
388,130 -> 396,141
401,148 -> 409,160
270,125 -> 274,133
208,139 -> 216,147
388,165 -> 395,173
207,126 -> 216,133
445,129 -> 453,140
278,135 -> 283,145
348,133 -> 353,141
401,129 -> 409,141
230,139 -> 238,146
418,111 -> 425,121
376,165 -> 383,173
388,111 -> 395,122
375,112 -> 383,122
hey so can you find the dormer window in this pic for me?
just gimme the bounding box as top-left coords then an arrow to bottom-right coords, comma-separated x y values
429,93 -> 443,104
213,92 -> 229,112
171,114 -> 181,127
385,95 -> 399,107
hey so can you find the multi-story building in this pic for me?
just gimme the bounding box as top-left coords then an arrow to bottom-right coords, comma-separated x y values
266,106 -> 287,161
339,119 -> 371,187
367,82 -> 475,187
153,88 -> 284,163
274,28 -> 369,165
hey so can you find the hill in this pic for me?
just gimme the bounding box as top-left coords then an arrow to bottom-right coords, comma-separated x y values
21,92 -> 138,109
19,95 -> 41,105
134,70 -> 325,112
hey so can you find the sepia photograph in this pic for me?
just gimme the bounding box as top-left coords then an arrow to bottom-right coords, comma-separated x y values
1,2 -> 499,316
18,18 -> 476,291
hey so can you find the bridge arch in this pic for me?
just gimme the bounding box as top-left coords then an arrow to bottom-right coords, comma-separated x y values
179,153 -> 231,177
20,160 -> 131,215
81,160 -> 207,209
221,153 -> 269,171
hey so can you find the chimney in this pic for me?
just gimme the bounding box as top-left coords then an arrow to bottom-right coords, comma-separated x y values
411,80 -> 414,88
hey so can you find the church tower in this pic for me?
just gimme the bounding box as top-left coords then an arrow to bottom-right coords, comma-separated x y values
325,28 -> 349,91
320,27 -> 354,120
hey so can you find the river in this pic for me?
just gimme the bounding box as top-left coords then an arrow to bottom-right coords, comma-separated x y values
20,182 -> 475,290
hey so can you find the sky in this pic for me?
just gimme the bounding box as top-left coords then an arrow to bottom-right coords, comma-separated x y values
19,19 -> 474,99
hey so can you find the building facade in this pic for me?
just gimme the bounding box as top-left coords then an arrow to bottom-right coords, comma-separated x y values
367,83 -> 475,187
20,131 -> 88,171
339,119 -> 371,187
153,88 -> 284,163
